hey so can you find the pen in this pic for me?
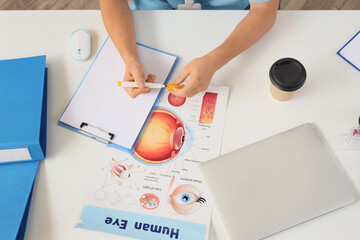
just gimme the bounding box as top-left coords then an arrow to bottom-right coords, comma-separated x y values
117,81 -> 184,90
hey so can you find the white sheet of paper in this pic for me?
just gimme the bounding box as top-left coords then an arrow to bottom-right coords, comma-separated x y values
340,32 -> 360,69
60,38 -> 177,149
76,85 -> 230,240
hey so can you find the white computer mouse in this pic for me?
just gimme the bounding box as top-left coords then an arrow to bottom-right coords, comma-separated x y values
70,29 -> 91,61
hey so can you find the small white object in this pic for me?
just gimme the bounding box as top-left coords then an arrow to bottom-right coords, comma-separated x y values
70,29 -> 91,61
178,0 -> 201,10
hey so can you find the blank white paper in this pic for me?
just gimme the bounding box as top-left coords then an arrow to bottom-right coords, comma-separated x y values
339,32 -> 360,70
60,38 -> 177,149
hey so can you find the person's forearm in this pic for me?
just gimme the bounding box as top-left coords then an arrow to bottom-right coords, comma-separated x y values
100,0 -> 139,65
207,1 -> 279,70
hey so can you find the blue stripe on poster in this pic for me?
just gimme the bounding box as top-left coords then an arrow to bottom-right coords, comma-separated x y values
77,205 -> 206,240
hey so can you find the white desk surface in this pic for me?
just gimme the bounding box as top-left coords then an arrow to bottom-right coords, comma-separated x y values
0,10 -> 359,240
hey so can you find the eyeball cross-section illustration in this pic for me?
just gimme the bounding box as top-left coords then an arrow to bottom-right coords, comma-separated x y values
168,176 -> 206,215
133,108 -> 186,165
139,193 -> 160,210
111,164 -> 132,181
109,157 -> 134,186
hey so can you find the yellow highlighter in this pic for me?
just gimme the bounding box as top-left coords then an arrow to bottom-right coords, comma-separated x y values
117,81 -> 184,90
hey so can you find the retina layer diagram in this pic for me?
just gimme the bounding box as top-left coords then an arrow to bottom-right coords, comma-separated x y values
78,85 -> 229,240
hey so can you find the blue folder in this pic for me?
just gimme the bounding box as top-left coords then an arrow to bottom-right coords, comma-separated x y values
0,55 -> 47,239
0,161 -> 39,240
0,56 -> 47,164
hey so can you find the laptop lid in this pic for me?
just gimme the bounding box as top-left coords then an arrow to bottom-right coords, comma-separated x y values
199,123 -> 355,240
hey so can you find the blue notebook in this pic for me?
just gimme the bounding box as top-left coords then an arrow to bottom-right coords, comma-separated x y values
0,161 -> 39,240
0,56 -> 47,164
337,31 -> 360,72
58,37 -> 178,152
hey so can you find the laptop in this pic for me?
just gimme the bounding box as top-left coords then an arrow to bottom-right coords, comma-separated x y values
198,123 -> 355,240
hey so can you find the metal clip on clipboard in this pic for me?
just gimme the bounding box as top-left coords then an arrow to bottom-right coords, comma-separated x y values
79,122 -> 115,144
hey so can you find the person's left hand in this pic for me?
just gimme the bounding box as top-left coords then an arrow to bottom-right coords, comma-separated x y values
169,55 -> 218,98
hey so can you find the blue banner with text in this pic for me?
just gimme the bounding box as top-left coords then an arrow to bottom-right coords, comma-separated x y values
77,205 -> 206,240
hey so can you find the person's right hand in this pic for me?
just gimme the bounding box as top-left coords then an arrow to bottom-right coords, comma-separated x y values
123,60 -> 155,98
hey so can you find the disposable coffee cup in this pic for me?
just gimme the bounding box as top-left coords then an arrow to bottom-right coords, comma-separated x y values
269,58 -> 306,101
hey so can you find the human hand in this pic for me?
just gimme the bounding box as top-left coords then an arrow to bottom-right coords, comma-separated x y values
169,55 -> 218,98
123,60 -> 156,98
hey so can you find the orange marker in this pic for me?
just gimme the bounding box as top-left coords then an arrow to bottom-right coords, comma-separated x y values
117,81 -> 184,90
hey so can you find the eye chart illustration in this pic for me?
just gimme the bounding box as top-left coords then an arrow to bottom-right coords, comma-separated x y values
168,176 -> 206,215
76,85 -> 229,240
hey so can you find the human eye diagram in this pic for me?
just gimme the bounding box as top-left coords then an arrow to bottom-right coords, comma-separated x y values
171,192 -> 205,205
132,108 -> 186,165
168,176 -> 206,215
83,86 -> 228,240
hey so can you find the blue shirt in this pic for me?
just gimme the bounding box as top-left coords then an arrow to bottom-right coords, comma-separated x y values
131,0 -> 270,10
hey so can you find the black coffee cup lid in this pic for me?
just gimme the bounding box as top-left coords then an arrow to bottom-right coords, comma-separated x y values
269,58 -> 306,92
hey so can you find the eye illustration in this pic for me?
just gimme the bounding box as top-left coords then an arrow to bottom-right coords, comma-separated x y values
139,193 -> 160,210
110,158 -> 134,186
108,158 -> 142,189
168,176 -> 206,215
172,192 -> 198,205
133,108 -> 186,165
168,93 -> 186,107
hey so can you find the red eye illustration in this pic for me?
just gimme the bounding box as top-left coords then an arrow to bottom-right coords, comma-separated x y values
168,93 -> 186,107
139,193 -> 160,210
133,108 -> 186,165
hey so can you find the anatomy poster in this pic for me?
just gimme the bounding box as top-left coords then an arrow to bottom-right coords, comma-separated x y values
76,85 -> 229,240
